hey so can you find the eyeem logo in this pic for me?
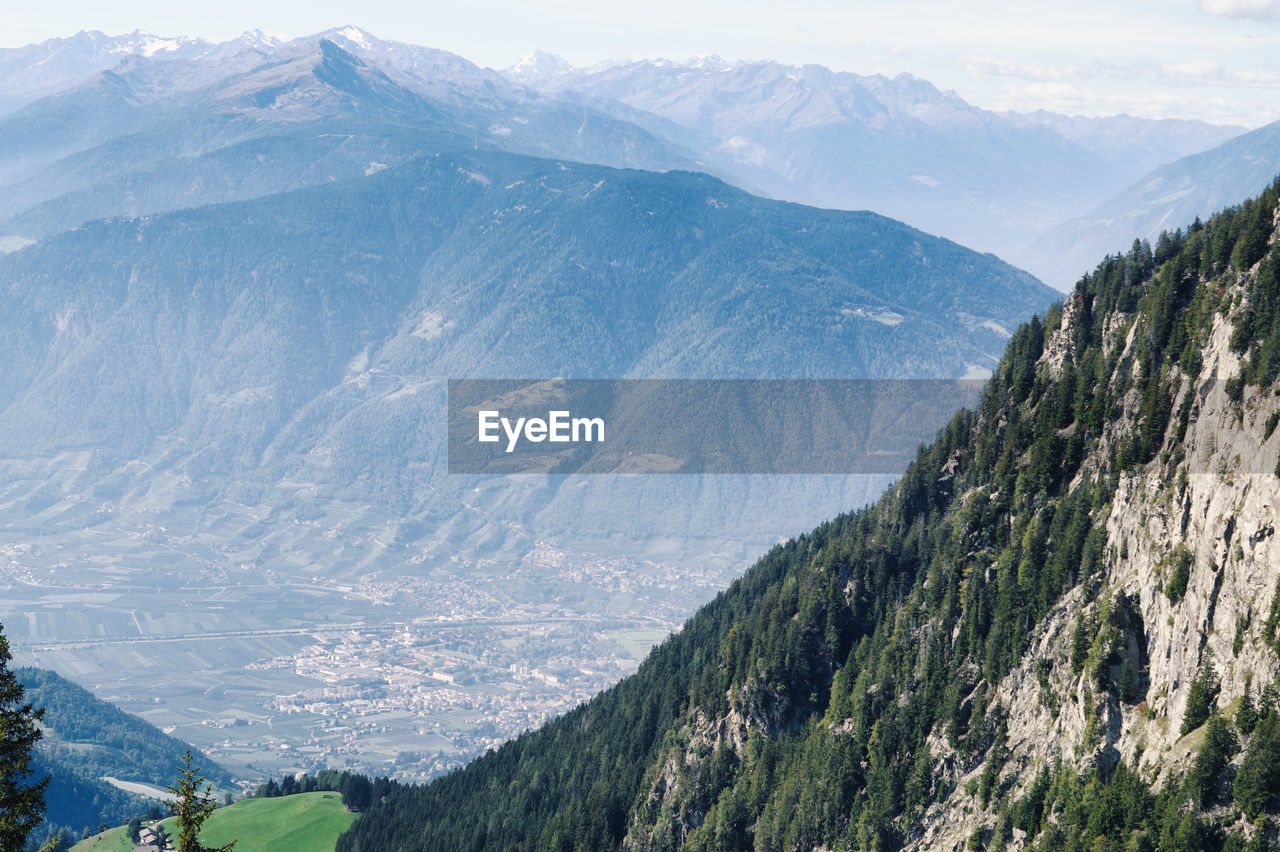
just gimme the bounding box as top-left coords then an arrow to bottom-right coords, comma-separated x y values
449,378 -> 988,474
478,410 -> 605,453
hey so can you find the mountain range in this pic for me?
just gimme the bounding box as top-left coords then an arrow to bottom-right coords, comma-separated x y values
1021,118 -> 1280,287
0,30 -> 1068,591
0,142 -> 1050,591
0,33 -> 1058,783
1,28 -> 1268,292
0,31 -> 702,241
4,24 -> 1280,820
512,54 -> 1246,262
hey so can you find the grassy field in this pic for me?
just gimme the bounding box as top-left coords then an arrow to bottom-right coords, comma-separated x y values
69,825 -> 133,852
70,792 -> 357,852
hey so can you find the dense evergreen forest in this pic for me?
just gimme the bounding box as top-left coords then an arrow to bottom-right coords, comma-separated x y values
18,668 -> 232,788
250,769 -> 394,814
331,176 -> 1280,851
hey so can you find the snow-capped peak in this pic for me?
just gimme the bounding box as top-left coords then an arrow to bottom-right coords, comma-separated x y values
330,25 -> 376,50
505,50 -> 573,81
686,54 -> 730,72
236,30 -> 282,50
110,30 -> 209,58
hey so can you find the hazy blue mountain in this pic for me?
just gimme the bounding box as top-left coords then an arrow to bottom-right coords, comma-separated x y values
508,56 -> 1247,259
1,28 -> 1247,280
0,41 -> 459,236
0,36 -> 280,183
0,149 -> 1049,488
0,146 -> 1055,778
1021,118 -> 1280,288
0,150 -> 1053,644
0,38 -> 703,242
0,70 -> 150,182
1001,110 -> 1245,179
0,29 -> 276,116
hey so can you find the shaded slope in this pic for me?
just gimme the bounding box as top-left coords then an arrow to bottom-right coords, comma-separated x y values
0,149 -> 1051,552
17,667 -> 232,846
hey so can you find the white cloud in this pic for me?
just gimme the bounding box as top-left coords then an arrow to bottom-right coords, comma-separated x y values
1161,58 -> 1280,87
960,52 -> 1280,93
1163,58 -> 1222,77
958,55 -> 1072,82
1199,0 -> 1280,20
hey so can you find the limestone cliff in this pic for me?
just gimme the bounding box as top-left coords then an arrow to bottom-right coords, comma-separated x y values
915,205 -> 1280,850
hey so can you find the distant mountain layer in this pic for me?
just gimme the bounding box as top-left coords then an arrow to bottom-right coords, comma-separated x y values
0,36 -> 701,239
510,56 -> 1246,258
1021,118 -> 1280,288
0,29 -> 1250,281
0,29 -> 266,114
0,149 -> 1052,557
1000,110 -> 1247,179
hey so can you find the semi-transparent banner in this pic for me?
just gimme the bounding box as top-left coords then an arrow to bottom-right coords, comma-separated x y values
448,379 -> 986,474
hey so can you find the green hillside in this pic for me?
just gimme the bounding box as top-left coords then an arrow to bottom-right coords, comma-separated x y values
68,826 -> 136,852
19,668 -> 233,788
71,792 -> 356,852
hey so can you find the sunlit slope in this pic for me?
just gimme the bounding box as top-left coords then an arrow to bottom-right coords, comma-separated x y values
71,792 -> 356,852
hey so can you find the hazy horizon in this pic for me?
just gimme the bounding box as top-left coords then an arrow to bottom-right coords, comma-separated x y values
4,1 -> 1280,127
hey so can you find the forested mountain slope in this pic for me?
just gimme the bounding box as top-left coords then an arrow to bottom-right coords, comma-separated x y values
336,179 -> 1280,851
16,668 -> 232,847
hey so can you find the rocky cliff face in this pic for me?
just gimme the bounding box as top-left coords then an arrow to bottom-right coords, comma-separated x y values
912,207 -> 1280,850
627,201 -> 1280,852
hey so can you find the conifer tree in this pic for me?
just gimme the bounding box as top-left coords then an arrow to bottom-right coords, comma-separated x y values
166,749 -> 236,852
0,621 -> 48,851
1238,674 -> 1258,736
1181,662 -> 1220,735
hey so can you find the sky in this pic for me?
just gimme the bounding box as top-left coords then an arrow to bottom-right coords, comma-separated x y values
5,0 -> 1280,126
